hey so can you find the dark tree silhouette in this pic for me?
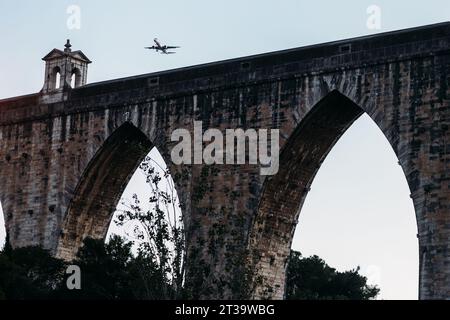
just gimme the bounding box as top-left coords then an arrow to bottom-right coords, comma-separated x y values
286,250 -> 379,300
0,159 -> 380,300
113,156 -> 185,299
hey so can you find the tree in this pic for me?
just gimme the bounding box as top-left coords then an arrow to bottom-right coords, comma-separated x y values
113,155 -> 185,299
0,239 -> 380,300
56,235 -> 135,299
0,155 -> 186,300
0,236 -> 67,299
0,158 -> 381,300
285,250 -> 380,300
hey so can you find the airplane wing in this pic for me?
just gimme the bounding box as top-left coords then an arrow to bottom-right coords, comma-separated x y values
165,46 -> 180,49
145,46 -> 157,49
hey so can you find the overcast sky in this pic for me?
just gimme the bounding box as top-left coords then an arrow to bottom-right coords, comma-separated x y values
1,0 -> 449,300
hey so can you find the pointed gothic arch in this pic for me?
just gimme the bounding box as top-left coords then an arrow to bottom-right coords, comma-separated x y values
248,90 -> 419,299
56,122 -> 153,260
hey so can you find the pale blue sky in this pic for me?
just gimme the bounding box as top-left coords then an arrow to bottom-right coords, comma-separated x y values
1,0 -> 450,299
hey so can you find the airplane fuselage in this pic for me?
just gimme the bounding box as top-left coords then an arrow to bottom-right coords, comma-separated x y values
146,38 -> 179,54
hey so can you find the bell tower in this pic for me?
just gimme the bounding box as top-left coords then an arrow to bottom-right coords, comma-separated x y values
42,39 -> 91,93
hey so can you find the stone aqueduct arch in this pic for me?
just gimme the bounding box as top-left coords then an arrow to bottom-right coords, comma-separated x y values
1,23 -> 450,299
56,122 -> 154,259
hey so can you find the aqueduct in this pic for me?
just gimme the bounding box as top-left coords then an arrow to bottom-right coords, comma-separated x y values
1,23 -> 450,299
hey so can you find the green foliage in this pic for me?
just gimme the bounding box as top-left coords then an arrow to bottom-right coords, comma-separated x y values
59,235 -> 135,299
0,157 -> 186,300
0,158 -> 380,300
0,240 -> 380,300
114,156 -> 185,299
0,237 -> 66,299
54,234 -> 185,300
0,235 -> 186,300
285,250 -> 380,300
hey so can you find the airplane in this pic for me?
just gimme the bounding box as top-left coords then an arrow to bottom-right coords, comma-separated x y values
145,38 -> 180,54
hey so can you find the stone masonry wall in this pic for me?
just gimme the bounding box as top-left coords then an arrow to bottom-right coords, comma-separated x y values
0,23 -> 449,299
